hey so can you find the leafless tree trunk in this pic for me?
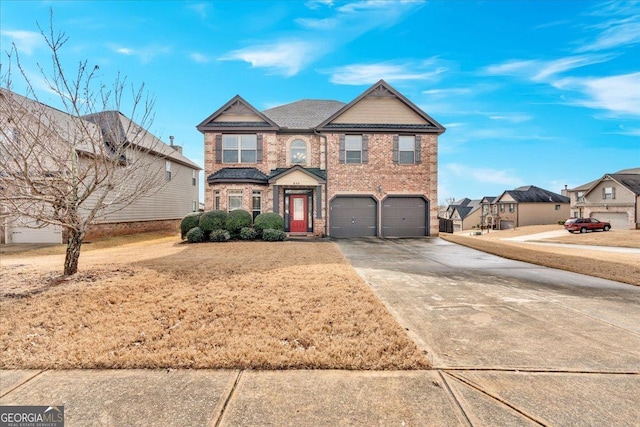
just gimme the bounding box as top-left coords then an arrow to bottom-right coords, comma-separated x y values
0,13 -> 167,275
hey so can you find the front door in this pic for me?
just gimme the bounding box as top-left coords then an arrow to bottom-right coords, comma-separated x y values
290,195 -> 307,232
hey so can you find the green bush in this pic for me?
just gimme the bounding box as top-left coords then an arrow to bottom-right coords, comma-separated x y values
226,209 -> 253,236
199,210 -> 227,236
180,212 -> 203,239
209,229 -> 231,242
254,212 -> 285,236
186,226 -> 205,243
262,228 -> 287,241
240,227 -> 258,240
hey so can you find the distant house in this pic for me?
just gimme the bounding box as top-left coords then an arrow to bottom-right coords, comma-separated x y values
443,198 -> 484,231
0,89 -> 201,244
564,168 -> 640,230
197,80 -> 446,237
482,185 -> 569,230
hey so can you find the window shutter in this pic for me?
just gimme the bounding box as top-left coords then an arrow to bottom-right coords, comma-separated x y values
362,135 -> 369,163
392,135 -> 399,164
612,187 -> 616,199
602,188 -> 605,199
339,134 -> 345,164
415,135 -> 422,164
215,134 -> 222,163
256,135 -> 263,164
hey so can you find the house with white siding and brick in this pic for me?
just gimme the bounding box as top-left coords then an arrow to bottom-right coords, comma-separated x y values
197,80 -> 445,237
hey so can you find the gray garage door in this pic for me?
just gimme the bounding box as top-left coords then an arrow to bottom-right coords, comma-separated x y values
382,197 -> 427,237
500,220 -> 515,230
330,196 -> 377,238
591,212 -> 628,230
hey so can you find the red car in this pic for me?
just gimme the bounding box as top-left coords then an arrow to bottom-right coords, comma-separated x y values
564,217 -> 611,233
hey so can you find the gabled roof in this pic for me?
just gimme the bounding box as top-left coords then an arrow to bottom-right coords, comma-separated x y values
268,166 -> 327,183
480,196 -> 497,204
196,95 -> 279,132
84,111 -> 201,170
569,168 -> 640,196
453,199 -> 482,219
263,100 -> 345,130
206,167 -> 268,184
497,185 -> 569,203
317,79 -> 446,134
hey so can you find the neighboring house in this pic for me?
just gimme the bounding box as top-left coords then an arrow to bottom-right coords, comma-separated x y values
197,80 -> 446,237
482,185 -> 569,230
0,89 -> 201,244
564,168 -> 640,230
443,198 -> 483,231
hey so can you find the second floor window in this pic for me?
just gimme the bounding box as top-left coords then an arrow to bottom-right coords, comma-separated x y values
165,160 -> 172,181
577,191 -> 585,203
291,140 -> 307,164
223,135 -> 257,163
603,187 -> 615,200
192,170 -> 197,186
345,135 -> 362,163
398,136 -> 415,164
509,203 -> 515,213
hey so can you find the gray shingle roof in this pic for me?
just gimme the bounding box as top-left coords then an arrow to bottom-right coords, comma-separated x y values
262,100 -> 345,130
506,185 -> 569,203
206,167 -> 268,184
610,173 -> 640,195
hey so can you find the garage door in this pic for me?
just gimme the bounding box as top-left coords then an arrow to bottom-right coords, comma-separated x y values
9,223 -> 62,244
330,196 -> 377,238
500,221 -> 515,230
382,197 -> 427,237
591,212 -> 628,230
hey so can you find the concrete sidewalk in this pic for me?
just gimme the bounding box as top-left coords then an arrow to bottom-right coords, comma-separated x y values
3,368 -> 639,426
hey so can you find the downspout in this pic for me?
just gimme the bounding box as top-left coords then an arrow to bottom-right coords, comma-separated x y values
314,130 -> 328,237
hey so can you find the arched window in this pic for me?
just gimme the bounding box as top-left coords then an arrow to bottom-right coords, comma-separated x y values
290,139 -> 307,164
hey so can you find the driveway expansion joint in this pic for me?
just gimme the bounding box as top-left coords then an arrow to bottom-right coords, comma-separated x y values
0,370 -> 45,398
213,369 -> 243,427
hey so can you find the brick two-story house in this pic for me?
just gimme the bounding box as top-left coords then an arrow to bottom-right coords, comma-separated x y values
197,80 -> 445,237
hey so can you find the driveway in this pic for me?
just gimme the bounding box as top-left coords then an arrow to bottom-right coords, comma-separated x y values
337,237 -> 640,425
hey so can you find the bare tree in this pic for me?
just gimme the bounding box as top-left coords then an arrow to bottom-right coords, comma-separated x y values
0,14 -> 168,275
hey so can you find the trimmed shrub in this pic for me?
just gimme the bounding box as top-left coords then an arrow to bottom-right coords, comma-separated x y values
199,210 -> 227,237
186,226 -> 205,243
226,209 -> 253,236
180,212 -> 203,239
254,212 -> 285,236
240,227 -> 258,240
262,228 -> 287,241
209,229 -> 231,242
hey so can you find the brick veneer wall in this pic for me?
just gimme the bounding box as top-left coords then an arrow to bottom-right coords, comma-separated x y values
84,219 -> 181,241
324,132 -> 439,236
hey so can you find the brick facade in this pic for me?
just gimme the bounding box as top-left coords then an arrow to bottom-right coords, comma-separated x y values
198,80 -> 445,237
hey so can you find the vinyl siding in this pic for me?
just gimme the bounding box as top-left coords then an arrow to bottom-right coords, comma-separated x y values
331,97 -> 429,125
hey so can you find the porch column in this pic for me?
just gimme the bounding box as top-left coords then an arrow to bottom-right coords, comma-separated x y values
316,185 -> 322,218
273,185 -> 279,214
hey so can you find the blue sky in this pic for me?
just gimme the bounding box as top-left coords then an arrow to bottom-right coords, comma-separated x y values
2,0 -> 639,204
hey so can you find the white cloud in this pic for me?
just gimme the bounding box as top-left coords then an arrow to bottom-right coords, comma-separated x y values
577,2 -> 640,52
553,72 -> 640,117
187,3 -> 209,19
422,88 -> 472,97
445,163 -> 525,187
485,54 -> 616,82
487,113 -> 533,123
190,52 -> 210,63
327,60 -> 447,85
220,40 -> 320,77
223,0 -> 423,76
1,30 -> 42,55
116,47 -> 135,56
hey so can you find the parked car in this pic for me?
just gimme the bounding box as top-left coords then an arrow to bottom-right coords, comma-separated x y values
564,217 -> 611,233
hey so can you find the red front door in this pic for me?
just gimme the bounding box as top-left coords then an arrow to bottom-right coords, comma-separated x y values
290,195 -> 307,232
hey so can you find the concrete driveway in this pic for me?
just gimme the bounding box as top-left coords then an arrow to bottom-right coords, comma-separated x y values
336,237 -> 640,426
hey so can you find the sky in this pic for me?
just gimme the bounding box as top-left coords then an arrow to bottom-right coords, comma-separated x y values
1,0 -> 639,205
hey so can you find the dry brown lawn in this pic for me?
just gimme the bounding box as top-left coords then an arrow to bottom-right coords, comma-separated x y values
441,225 -> 640,286
0,235 -> 429,370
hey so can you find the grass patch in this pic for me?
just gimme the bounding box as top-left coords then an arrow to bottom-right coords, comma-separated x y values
441,229 -> 640,286
0,239 -> 429,370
